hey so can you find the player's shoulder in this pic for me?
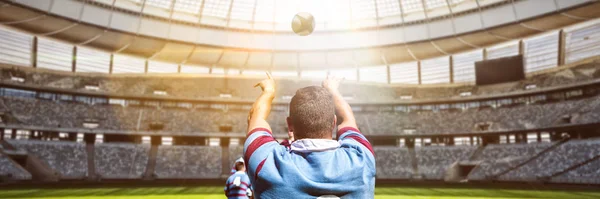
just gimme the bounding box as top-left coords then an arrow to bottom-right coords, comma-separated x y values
244,128 -> 277,148
225,174 -> 234,183
336,127 -> 368,141
337,127 -> 362,138
227,173 -> 237,180
337,127 -> 374,157
228,172 -> 248,180
242,172 -> 251,180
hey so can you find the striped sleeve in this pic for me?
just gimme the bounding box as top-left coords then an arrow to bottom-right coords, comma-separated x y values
337,127 -> 374,156
243,128 -> 278,180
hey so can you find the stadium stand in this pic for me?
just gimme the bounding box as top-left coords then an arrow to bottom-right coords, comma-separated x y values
4,139 -> 600,184
228,146 -> 244,167
552,157 -> 600,184
0,153 -> 31,180
416,146 -> 476,180
94,143 -> 149,179
0,93 -> 598,136
468,142 -> 553,180
499,139 -> 600,181
6,140 -> 87,179
154,146 -> 222,179
354,96 -> 600,135
374,147 -> 414,179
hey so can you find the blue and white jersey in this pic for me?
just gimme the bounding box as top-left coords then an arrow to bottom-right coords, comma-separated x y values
225,171 -> 252,199
244,127 -> 376,198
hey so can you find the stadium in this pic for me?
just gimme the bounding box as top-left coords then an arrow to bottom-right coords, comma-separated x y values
0,0 -> 600,198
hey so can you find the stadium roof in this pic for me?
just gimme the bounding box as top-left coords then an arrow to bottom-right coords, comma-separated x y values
0,0 -> 599,83
106,0 -> 475,31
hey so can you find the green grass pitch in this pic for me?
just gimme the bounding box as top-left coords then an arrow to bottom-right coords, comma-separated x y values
1,186 -> 600,199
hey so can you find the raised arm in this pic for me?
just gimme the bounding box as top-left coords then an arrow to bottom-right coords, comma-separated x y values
322,76 -> 357,130
247,72 -> 275,134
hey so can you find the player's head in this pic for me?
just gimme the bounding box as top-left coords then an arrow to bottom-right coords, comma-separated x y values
287,86 -> 336,140
235,162 -> 245,172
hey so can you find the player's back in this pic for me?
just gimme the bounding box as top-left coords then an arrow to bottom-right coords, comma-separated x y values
246,129 -> 376,198
225,171 -> 251,199
265,146 -> 375,198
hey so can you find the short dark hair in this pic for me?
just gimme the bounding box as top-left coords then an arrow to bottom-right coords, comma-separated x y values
235,162 -> 245,171
289,86 -> 335,139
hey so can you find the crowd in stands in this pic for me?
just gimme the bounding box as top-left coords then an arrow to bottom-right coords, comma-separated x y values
0,57 -> 596,136
6,139 -> 88,179
0,94 -> 599,136
467,142 -> 553,180
0,59 -> 598,185
357,95 -> 600,135
552,157 -> 600,184
0,153 -> 31,180
499,139 -> 600,181
416,146 -> 476,179
154,145 -> 222,179
1,139 -> 600,184
94,143 -> 149,179
228,146 -> 244,167
0,67 -> 396,102
0,58 -> 598,102
374,147 -> 414,179
0,141 -> 222,180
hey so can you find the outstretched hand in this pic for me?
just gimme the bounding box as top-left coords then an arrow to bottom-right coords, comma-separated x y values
254,72 -> 275,93
247,72 -> 275,133
322,75 -> 343,95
